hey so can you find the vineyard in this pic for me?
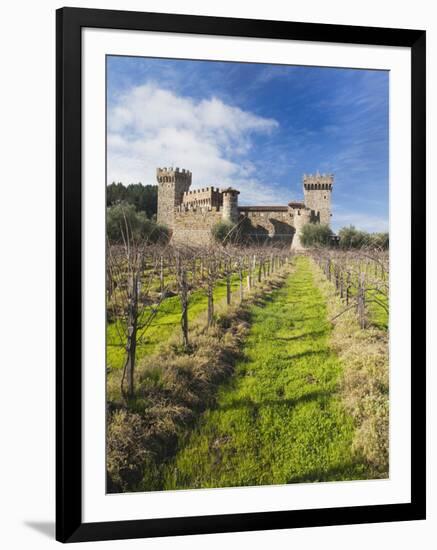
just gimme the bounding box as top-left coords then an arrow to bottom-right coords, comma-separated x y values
312,247 -> 389,330
106,238 -> 389,493
106,243 -> 292,401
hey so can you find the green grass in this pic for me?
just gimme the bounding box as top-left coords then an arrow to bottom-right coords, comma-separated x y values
107,274 -> 244,372
366,288 -> 388,330
323,258 -> 388,331
331,260 -> 388,330
162,256 -> 370,490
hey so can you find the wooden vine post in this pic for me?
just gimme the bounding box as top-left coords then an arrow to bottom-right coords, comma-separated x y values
357,272 -> 366,329
226,258 -> 232,306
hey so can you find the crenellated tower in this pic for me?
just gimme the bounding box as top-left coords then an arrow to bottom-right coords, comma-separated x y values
303,172 -> 334,226
157,167 -> 192,229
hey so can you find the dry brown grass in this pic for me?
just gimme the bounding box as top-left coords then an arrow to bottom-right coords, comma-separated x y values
311,258 -> 389,476
106,409 -> 152,492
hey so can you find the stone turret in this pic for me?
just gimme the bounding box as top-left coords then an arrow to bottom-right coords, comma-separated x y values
291,206 -> 312,250
221,188 -> 240,224
157,167 -> 192,229
303,172 -> 334,226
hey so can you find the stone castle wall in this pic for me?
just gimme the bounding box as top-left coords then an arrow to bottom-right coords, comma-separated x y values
181,187 -> 223,209
239,207 -> 294,240
155,167 -> 333,247
172,208 -> 222,245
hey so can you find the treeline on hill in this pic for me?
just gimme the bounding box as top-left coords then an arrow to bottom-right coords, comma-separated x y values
300,223 -> 389,249
107,182 -> 167,243
107,182 -> 158,220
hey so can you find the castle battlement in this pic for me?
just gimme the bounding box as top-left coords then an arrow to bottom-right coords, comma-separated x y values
156,166 -> 334,247
221,187 -> 240,195
181,186 -> 223,211
176,204 -> 221,213
303,172 -> 334,190
156,167 -> 192,184
183,186 -> 220,196
157,166 -> 192,175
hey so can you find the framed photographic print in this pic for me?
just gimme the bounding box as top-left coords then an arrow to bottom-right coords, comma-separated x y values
56,7 -> 426,543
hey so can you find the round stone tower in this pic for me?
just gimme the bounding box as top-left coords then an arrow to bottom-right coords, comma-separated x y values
221,188 -> 240,224
291,207 -> 312,250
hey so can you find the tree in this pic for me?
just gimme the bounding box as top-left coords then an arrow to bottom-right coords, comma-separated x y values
106,182 -> 127,205
107,182 -> 158,219
107,202 -> 169,244
107,214 -> 167,399
300,223 -> 333,247
338,226 -> 368,249
211,221 -> 238,244
369,232 -> 389,249
338,226 -> 389,250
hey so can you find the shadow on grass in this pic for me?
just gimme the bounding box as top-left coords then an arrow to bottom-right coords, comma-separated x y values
275,328 -> 329,342
285,312 -> 326,324
287,461 -> 370,483
217,389 -> 332,413
282,349 -> 331,362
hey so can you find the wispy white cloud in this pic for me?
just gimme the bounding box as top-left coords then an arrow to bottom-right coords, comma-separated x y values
107,83 -> 283,203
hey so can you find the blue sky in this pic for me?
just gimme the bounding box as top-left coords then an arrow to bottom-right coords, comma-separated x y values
107,56 -> 389,232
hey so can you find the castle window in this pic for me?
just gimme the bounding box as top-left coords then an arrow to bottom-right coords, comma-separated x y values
324,195 -> 326,199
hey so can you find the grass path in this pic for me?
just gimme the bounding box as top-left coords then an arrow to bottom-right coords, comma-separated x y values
163,256 -> 369,489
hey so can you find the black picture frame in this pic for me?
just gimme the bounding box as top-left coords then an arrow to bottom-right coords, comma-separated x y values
56,7 -> 426,543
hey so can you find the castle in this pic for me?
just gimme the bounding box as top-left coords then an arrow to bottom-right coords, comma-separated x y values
156,167 -> 334,248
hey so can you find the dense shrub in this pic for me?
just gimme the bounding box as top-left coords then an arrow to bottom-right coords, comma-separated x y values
211,220 -> 238,243
107,202 -> 169,243
300,223 -> 333,247
369,232 -> 389,249
338,226 -> 388,250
